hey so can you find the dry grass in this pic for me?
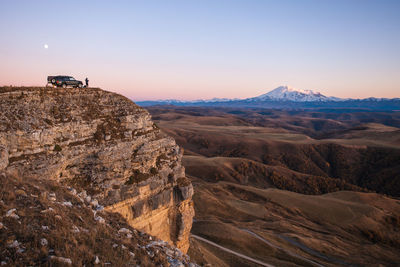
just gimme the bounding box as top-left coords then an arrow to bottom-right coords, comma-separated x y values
189,180 -> 400,266
149,107 -> 400,197
0,172 -> 169,266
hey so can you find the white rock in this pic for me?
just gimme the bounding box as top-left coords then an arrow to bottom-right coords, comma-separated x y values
68,188 -> 77,195
85,195 -> 91,203
118,228 -> 132,234
62,201 -> 73,207
90,199 -> 99,207
112,243 -> 118,248
165,248 -> 174,257
41,207 -> 54,213
6,209 -> 19,219
169,259 -> 184,267
1,261 -> 6,265
6,208 -> 16,217
50,256 -> 72,265
129,251 -> 135,257
126,233 -> 132,239
40,238 -> 48,246
147,240 -> 166,248
0,222 -> 3,229
95,216 -> 105,224
78,190 -> 87,199
94,256 -> 100,264
8,240 -> 20,248
48,193 -> 56,201
42,225 -> 49,231
72,225 -> 80,233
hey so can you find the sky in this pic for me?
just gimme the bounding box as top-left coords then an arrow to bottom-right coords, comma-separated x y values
0,0 -> 399,100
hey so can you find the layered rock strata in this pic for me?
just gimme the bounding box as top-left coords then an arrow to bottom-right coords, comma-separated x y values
0,87 -> 194,252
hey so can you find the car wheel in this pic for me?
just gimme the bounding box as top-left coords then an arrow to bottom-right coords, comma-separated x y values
51,79 -> 55,83
62,83 -> 67,88
78,83 -> 83,88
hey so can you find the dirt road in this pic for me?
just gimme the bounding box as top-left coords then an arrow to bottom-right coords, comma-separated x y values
191,234 -> 275,267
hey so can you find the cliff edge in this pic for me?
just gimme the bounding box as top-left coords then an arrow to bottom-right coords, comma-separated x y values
0,86 -> 194,253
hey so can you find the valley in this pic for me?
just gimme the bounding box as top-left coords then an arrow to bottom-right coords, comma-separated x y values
147,106 -> 400,266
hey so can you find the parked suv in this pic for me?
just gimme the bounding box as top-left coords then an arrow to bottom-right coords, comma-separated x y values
47,76 -> 83,88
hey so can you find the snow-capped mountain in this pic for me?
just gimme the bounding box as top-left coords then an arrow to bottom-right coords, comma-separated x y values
135,97 -> 238,106
136,85 -> 400,110
249,86 -> 340,102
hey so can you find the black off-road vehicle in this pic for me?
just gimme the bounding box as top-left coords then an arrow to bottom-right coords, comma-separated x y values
47,76 -> 83,88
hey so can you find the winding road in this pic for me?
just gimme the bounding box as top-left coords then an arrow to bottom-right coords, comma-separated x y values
191,234 -> 275,267
240,229 -> 325,267
191,228 -> 329,267
192,228 -> 354,267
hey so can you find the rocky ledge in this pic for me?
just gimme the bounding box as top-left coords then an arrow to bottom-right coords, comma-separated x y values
0,86 -> 194,253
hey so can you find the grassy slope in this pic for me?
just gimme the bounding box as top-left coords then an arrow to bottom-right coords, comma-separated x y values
145,106 -> 400,266
189,179 -> 400,266
0,172 -> 172,266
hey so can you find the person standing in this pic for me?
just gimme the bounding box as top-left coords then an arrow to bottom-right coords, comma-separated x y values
85,77 -> 89,87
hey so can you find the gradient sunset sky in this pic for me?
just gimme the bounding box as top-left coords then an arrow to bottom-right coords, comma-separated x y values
1,0 -> 399,100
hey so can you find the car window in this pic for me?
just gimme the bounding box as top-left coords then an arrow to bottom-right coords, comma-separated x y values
69,77 -> 75,81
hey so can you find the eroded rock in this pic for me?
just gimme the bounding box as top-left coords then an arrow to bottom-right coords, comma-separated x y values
0,145 -> 8,170
0,87 -> 194,253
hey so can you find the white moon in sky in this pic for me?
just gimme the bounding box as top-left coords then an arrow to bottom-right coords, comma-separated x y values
44,44 -> 49,49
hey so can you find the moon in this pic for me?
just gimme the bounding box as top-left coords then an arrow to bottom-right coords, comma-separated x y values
44,44 -> 49,49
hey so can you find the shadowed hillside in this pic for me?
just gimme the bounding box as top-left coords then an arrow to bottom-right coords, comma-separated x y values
189,179 -> 400,266
145,105 -> 400,266
148,106 -> 400,197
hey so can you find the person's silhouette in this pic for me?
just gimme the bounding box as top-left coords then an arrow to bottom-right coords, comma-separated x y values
85,77 -> 89,87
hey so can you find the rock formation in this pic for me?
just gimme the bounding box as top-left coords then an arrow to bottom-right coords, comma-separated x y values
0,86 -> 194,253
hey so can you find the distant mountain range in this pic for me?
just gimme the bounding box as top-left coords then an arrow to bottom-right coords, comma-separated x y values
247,86 -> 344,102
136,86 -> 400,110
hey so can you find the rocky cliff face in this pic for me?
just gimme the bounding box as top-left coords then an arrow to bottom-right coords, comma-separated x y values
0,86 -> 194,253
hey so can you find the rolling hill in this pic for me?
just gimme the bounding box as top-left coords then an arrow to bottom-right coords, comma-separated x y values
146,105 -> 400,266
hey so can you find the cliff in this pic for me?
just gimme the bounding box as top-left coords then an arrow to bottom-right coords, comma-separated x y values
0,86 -> 194,253
0,172 -> 194,266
